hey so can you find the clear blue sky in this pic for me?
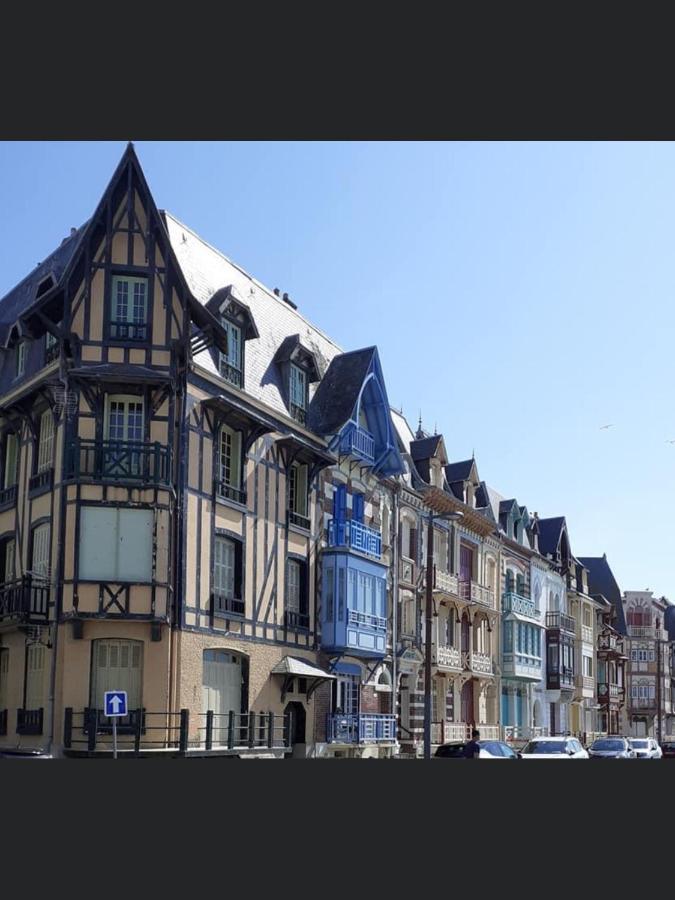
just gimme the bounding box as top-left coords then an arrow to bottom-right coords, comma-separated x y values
1,141 -> 673,599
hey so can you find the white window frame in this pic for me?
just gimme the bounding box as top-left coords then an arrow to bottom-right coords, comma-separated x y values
219,318 -> 242,383
289,363 -> 307,411
104,395 -> 144,443
213,535 -> 236,599
287,559 -> 301,614
111,275 -> 148,327
16,341 -> 27,378
218,425 -> 242,489
289,462 -> 308,518
3,433 -> 18,488
31,523 -> 51,581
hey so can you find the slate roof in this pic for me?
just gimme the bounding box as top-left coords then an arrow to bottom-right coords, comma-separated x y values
444,460 -> 474,484
664,604 -> 675,642
578,555 -> 628,635
537,516 -> 567,557
410,435 -> 442,462
162,211 -> 344,420
307,347 -> 375,434
0,223 -> 87,345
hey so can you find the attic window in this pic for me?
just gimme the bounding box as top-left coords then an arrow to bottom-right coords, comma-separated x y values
219,319 -> 242,388
289,364 -> 308,425
35,275 -> 55,299
16,341 -> 27,379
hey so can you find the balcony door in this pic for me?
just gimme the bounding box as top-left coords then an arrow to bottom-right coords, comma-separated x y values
104,395 -> 144,477
461,679 -> 474,726
333,674 -> 359,716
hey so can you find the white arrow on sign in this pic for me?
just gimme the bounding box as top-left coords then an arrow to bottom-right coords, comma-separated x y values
109,695 -> 123,714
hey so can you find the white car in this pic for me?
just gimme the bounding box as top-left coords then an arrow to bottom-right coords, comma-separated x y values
628,738 -> 662,759
520,736 -> 589,759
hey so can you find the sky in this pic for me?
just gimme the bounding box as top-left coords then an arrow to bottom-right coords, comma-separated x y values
1,140 -> 673,599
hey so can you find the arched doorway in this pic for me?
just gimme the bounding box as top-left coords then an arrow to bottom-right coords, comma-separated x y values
284,701 -> 307,757
461,680 -> 475,727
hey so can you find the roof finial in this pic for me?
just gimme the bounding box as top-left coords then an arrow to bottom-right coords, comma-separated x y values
415,411 -> 424,440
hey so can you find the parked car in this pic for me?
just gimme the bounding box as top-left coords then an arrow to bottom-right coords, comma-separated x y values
520,736 -> 588,758
434,740 -> 521,759
588,737 -> 635,759
660,741 -> 675,759
628,738 -> 662,759
0,747 -> 53,759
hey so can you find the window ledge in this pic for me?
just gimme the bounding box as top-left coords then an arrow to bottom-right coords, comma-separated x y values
214,494 -> 248,513
288,521 -> 311,537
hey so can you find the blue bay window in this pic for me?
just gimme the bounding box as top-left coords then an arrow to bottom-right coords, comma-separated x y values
321,553 -> 387,658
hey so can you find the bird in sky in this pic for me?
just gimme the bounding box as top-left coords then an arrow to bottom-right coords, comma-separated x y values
599,424 -> 614,430
666,440 -> 675,444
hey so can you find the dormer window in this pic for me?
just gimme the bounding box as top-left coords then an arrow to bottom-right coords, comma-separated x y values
219,319 -> 242,388
45,331 -> 59,365
289,364 -> 308,424
16,341 -> 27,379
110,275 -> 148,341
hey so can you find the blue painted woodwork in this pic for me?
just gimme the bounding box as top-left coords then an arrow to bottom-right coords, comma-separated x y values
327,713 -> 396,743
321,552 -> 387,658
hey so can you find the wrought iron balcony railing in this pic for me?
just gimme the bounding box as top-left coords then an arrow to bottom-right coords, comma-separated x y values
109,319 -> 148,341
285,610 -> 310,630
546,611 -> 576,634
219,360 -> 243,388
0,576 -> 49,622
17,708 -> 44,735
212,593 -> 245,618
66,439 -> 171,485
214,480 -> 246,505
0,484 -> 17,510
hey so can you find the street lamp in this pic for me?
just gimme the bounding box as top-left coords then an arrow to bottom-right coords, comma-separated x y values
423,506 -> 463,760
656,617 -> 663,745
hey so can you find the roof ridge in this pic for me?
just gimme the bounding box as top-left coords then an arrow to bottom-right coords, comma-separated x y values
162,209 -> 345,355
0,223 -> 86,309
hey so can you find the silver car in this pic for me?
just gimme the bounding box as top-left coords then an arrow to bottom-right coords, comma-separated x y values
628,738 -> 662,759
588,737 -> 635,759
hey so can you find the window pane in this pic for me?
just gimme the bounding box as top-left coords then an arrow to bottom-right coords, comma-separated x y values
4,434 -> 18,488
214,536 -> 235,597
287,560 -> 300,612
37,410 -> 54,473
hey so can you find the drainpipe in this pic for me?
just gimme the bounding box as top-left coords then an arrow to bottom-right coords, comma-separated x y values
391,484 -> 400,748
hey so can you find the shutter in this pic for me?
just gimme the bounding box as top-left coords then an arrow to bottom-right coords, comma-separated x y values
4,434 -> 18,488
37,410 -> 54,473
333,484 -> 346,522
299,561 -> 308,615
352,493 -> 364,523
117,509 -> 153,582
91,639 -> 143,710
234,540 -> 243,598
409,527 -> 417,563
25,644 -> 46,710
297,464 -> 308,516
4,539 -> 15,583
32,524 -> 50,580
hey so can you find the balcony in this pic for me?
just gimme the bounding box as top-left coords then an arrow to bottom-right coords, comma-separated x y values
288,510 -> 311,530
434,568 -> 458,596
0,577 -> 50,623
109,319 -> 147,341
502,592 -> 541,621
28,467 -> 53,497
431,721 -> 467,743
219,361 -> 243,388
463,650 -> 494,676
628,625 -> 668,640
580,624 -> 593,644
598,682 -> 625,705
213,593 -> 245,618
285,610 -> 309,630
598,632 -> 625,655
432,632 -> 462,670
321,553 -> 387,658
214,480 -> 246,506
339,424 -> 375,463
0,484 -> 17,511
546,666 -> 575,691
460,580 -> 496,610
327,713 -> 396,744
17,708 -> 44,736
66,439 -> 171,486
502,651 -> 542,681
290,402 -> 306,425
328,519 -> 381,560
575,674 -> 595,695
546,611 -> 576,635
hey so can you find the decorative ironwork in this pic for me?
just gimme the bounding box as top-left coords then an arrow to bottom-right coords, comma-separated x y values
0,484 -> 17,510
288,511 -> 311,530
17,708 -> 44,735
546,611 -> 576,634
67,439 -> 171,485
28,468 -> 53,496
110,320 -> 147,341
214,481 -> 247,505
213,594 -> 245,617
219,361 -> 243,388
0,577 -> 49,622
289,402 -> 306,425
502,591 -> 541,620
285,610 -> 309,630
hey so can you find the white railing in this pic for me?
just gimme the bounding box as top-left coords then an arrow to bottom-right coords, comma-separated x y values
470,583 -> 496,610
575,674 -> 595,693
433,642 -> 462,670
476,724 -> 500,740
502,592 -> 541,620
434,569 -> 459,596
469,651 -> 494,676
503,725 -> 549,742
431,721 -> 468,743
580,624 -> 593,644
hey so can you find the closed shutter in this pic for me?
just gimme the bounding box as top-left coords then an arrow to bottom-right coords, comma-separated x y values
79,507 -> 152,582
287,560 -> 300,613
31,524 -> 50,581
214,536 -> 236,598
0,649 -> 8,710
333,484 -> 347,522
90,639 -> 143,711
290,365 -> 306,409
4,433 -> 18,488
219,427 -> 241,488
37,410 -> 54,473
4,539 -> 15,583
352,493 -> 364,524
25,644 -> 46,710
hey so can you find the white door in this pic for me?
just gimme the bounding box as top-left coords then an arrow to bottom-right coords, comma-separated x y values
202,650 -> 243,744
90,639 -> 143,719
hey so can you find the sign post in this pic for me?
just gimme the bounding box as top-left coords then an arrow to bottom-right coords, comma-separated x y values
104,691 -> 128,760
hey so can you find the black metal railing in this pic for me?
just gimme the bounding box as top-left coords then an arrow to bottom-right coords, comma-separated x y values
546,611 -> 576,634
109,320 -> 148,341
213,594 -> 245,617
63,708 -> 291,755
285,610 -> 309,630
289,403 -> 306,425
214,480 -> 247,505
66,439 -> 171,485
0,484 -> 17,510
0,709 -> 7,736
0,576 -> 50,621
17,708 -> 44,735
28,468 -> 53,496
288,510 -> 311,530
219,361 -> 243,388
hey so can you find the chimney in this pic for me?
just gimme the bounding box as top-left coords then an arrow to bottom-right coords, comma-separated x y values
273,288 -> 280,296
282,292 -> 297,310
70,227 -> 77,237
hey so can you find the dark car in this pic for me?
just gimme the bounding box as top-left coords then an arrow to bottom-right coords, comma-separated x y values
660,742 -> 675,759
588,737 -> 635,759
0,747 -> 53,759
434,740 -> 520,759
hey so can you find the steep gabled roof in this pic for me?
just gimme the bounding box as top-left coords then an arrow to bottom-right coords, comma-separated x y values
308,348 -> 375,434
537,516 -> 567,557
410,435 -> 442,462
444,459 -> 475,484
578,555 -> 627,635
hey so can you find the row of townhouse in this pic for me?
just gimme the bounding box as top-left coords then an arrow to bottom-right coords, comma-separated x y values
0,145 -> 667,758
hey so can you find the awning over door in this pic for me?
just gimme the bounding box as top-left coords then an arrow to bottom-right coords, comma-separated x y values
271,656 -> 335,702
